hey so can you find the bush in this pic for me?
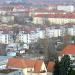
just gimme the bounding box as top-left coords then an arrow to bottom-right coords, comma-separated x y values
69,70 -> 75,75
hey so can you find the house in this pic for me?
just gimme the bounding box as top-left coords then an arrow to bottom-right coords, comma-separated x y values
6,58 -> 47,75
0,69 -> 23,75
58,44 -> 75,68
59,45 -> 75,60
6,58 -> 27,75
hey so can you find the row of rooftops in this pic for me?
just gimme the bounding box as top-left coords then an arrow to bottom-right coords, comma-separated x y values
34,13 -> 75,18
0,22 -> 75,34
6,44 -> 75,73
6,57 -> 55,73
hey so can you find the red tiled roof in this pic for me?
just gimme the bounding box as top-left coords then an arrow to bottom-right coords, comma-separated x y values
34,13 -> 75,18
6,58 -> 27,69
62,45 -> 75,55
47,61 -> 55,72
34,60 -> 43,73
25,60 -> 36,67
7,58 -> 44,72
24,60 -> 43,72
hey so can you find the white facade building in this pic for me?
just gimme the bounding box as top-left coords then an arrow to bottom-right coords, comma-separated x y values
18,29 -> 45,44
17,26 -> 75,46
46,28 -> 61,38
18,31 -> 29,43
0,25 -> 75,45
57,5 -> 74,12
0,32 -> 13,44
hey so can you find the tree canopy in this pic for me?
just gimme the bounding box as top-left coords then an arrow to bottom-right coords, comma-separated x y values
53,55 -> 72,75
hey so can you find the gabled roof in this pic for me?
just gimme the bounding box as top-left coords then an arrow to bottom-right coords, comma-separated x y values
24,60 -> 36,67
34,60 -> 43,73
47,61 -> 55,72
6,58 -> 27,69
6,58 -> 45,72
62,44 -> 75,55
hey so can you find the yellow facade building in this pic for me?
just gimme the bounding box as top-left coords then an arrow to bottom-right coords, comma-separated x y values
33,13 -> 75,25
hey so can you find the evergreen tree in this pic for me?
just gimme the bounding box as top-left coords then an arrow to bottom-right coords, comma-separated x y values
59,55 -> 71,75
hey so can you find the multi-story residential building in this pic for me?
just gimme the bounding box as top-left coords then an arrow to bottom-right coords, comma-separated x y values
0,33 -> 12,44
17,27 -> 46,44
33,13 -> 75,25
18,31 -> 29,44
0,24 -> 75,45
0,29 -> 13,44
0,33 -> 8,44
46,27 -> 61,38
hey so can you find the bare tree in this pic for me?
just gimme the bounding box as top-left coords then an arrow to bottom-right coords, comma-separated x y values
33,37 -> 58,61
